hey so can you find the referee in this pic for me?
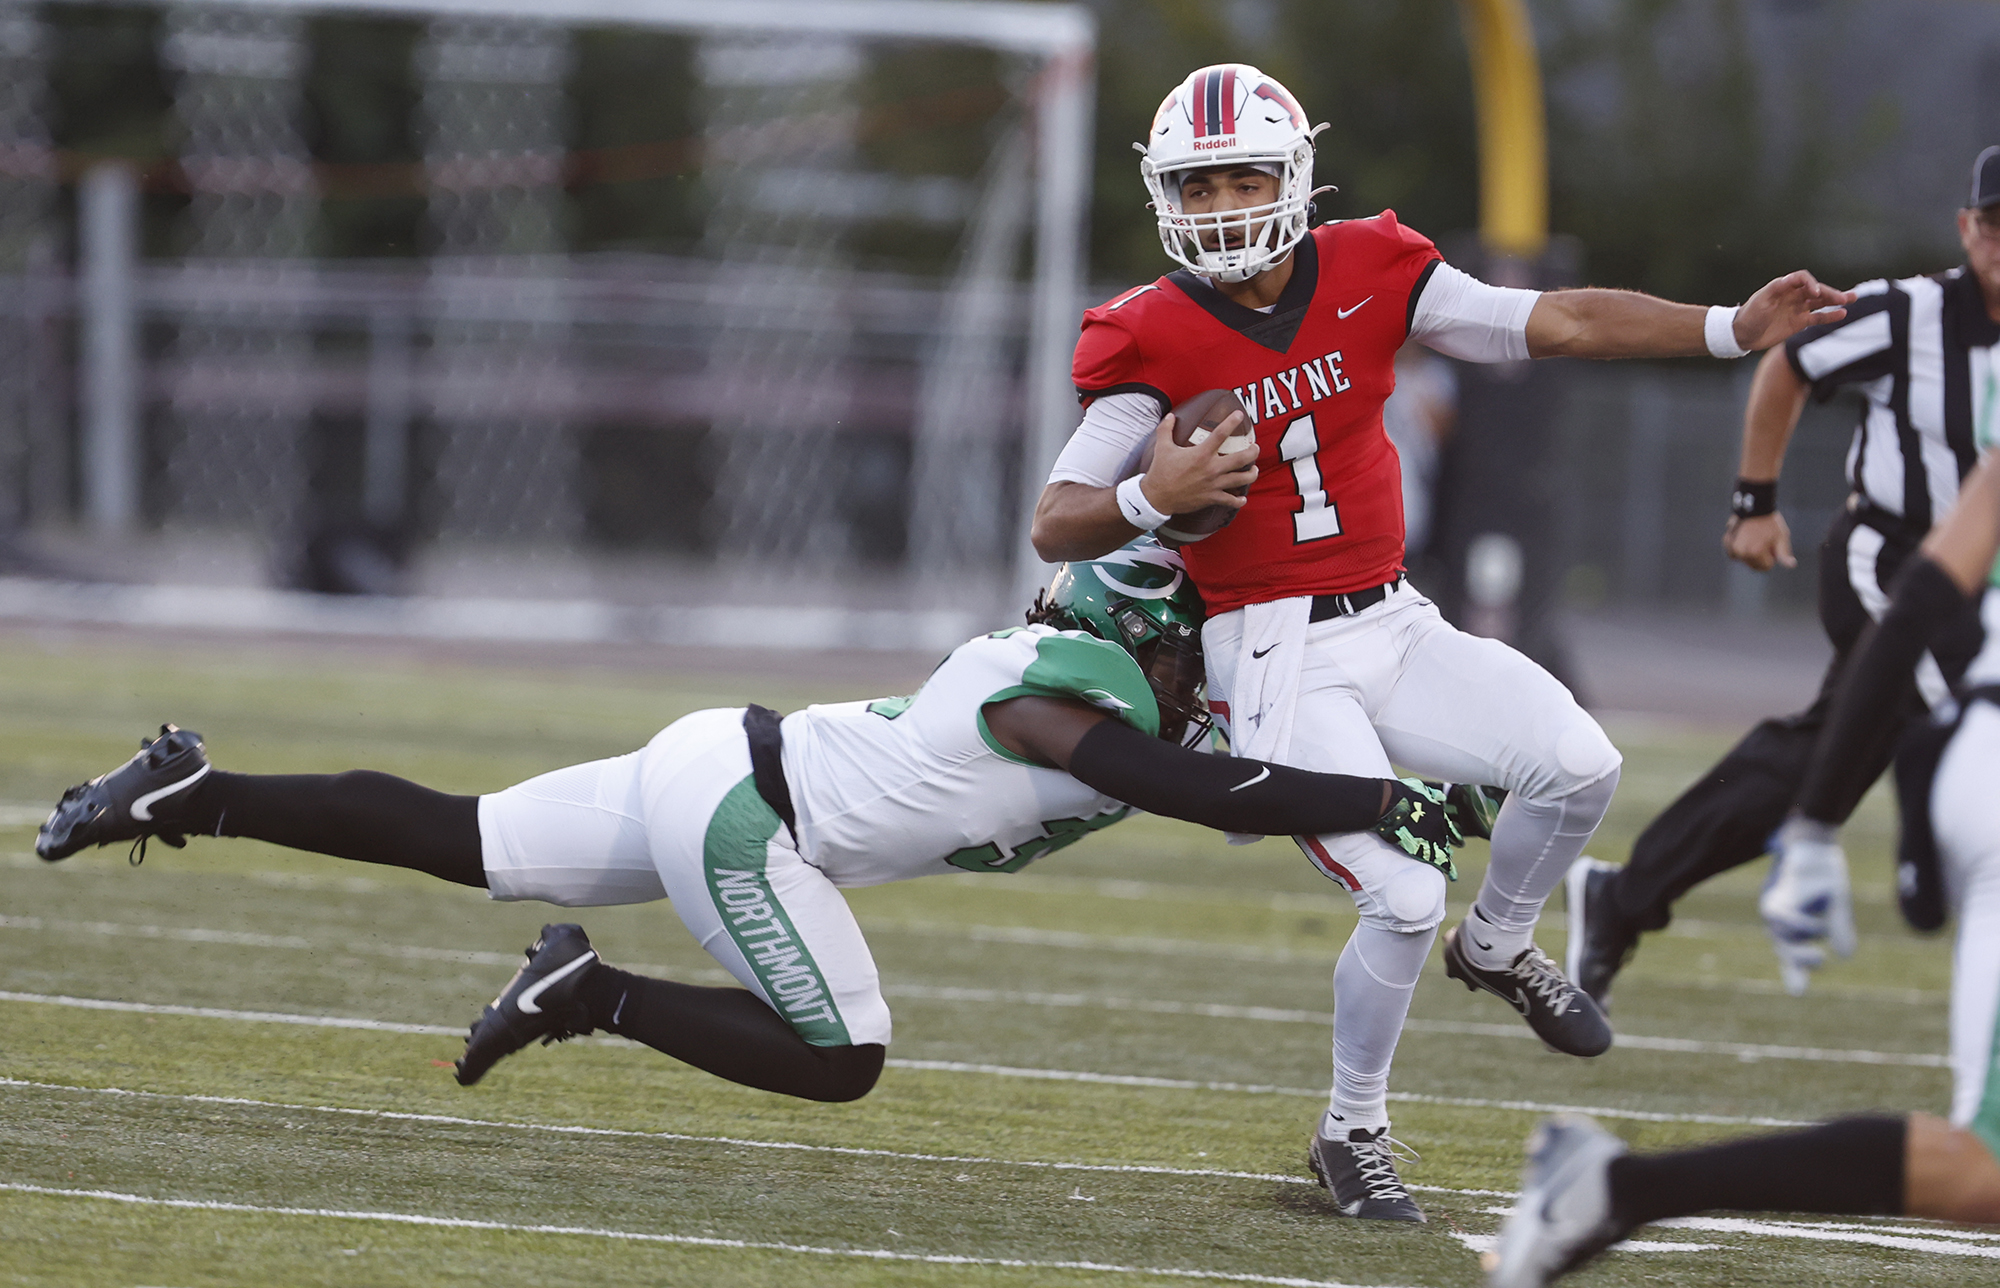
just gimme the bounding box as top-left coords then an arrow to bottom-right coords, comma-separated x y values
1568,146 -> 2000,1004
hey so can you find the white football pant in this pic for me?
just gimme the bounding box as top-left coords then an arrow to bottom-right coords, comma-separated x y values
1206,582 -> 1622,1128
476,707 -> 892,1048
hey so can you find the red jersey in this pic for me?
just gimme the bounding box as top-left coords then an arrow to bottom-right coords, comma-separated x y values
1072,213 -> 1441,614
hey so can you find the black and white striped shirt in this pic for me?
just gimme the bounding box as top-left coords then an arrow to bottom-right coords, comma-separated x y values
1786,267 -> 2000,532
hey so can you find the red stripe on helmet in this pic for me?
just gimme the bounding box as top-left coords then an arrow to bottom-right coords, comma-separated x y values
1253,82 -> 1305,130
1219,66 -> 1238,136
1190,72 -> 1209,138
1300,834 -> 1361,892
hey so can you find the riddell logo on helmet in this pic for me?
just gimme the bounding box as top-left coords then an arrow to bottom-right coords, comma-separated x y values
1193,136 -> 1237,151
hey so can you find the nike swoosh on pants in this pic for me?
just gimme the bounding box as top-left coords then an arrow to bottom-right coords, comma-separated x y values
517,950 -> 598,1015
130,765 -> 213,822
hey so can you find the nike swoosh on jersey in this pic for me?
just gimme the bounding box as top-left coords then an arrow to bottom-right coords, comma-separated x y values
130,764 -> 212,822
517,950 -> 598,1015
1336,295 -> 1374,319
1229,766 -> 1272,792
1251,643 -> 1278,659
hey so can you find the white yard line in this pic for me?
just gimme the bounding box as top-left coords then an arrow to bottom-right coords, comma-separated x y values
1656,1215 -> 2000,1258
0,913 -> 525,966
6,1085 -> 1988,1265
0,980 -> 1947,1074
3,915 -> 1949,1066
0,913 -> 697,977
1477,1205 -> 2000,1260
0,1005 -> 1809,1128
0,990 -> 459,1036
882,988 -> 1949,1069
872,921 -> 1946,1003
1450,1232 -> 1724,1256
0,1182 -> 1404,1288
3,899 -> 1946,1003
888,1061 -> 1818,1128
0,1075 -> 1318,1185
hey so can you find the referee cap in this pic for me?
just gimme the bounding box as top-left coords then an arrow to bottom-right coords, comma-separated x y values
1973,145 -> 2000,209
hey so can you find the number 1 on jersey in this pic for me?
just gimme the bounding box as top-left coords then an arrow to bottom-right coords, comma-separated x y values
1279,413 -> 1342,542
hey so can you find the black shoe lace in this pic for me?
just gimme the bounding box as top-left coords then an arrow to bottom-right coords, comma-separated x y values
1347,1133 -> 1419,1200
1511,946 -> 1581,1014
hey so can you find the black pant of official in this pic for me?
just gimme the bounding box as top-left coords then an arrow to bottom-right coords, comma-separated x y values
1606,504 -> 1984,933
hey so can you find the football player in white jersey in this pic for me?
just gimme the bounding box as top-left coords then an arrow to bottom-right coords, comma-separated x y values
1483,453 -> 2000,1286
38,542 -> 1487,1111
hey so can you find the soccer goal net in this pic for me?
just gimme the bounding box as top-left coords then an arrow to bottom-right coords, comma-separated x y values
0,0 -> 1091,633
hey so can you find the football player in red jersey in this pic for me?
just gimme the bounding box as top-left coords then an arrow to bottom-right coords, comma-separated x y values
1031,63 -> 1855,1222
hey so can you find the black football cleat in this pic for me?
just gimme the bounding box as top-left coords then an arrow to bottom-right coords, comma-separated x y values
1443,922 -> 1612,1058
36,725 -> 211,863
1307,1125 -> 1426,1222
455,924 -> 600,1086
1564,857 -> 1637,1011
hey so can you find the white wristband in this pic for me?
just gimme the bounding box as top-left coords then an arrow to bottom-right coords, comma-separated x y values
1705,304 -> 1748,360
1115,474 -> 1171,532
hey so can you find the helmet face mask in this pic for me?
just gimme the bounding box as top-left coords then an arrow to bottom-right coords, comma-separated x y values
1029,540 -> 1213,747
1138,64 -> 1328,284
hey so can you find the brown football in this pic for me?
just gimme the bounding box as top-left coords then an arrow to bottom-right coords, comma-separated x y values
1124,388 -> 1256,546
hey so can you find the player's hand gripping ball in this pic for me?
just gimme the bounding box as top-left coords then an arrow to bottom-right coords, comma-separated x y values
1126,388 -> 1256,547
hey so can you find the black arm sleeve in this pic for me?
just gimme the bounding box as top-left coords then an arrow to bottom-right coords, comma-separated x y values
1796,556 -> 1974,823
1067,716 -> 1387,835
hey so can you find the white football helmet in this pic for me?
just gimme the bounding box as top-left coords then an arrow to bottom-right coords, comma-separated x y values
1136,64 -> 1329,283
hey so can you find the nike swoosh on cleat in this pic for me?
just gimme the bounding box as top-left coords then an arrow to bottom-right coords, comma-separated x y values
1336,296 -> 1374,319
516,950 -> 598,1015
130,765 -> 213,822
1229,767 -> 1271,792
1252,644 -> 1278,659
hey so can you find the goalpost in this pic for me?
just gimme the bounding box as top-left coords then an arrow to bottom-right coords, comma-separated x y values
10,0 -> 1092,635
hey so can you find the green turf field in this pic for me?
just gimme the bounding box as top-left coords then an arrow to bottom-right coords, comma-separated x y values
0,627 -> 1988,1287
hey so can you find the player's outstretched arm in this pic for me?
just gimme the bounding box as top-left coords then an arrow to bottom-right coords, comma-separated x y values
1523,271 -> 1854,360
1030,412 -> 1255,562
982,695 -> 1444,846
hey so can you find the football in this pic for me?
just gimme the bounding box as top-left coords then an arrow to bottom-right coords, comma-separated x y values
1125,387 -> 1257,545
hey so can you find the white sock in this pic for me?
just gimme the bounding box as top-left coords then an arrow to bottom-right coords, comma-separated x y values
1325,920 -> 1435,1131
1466,770 -> 1620,969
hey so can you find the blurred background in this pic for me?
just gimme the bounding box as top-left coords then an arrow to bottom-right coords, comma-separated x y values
0,0 -> 1993,697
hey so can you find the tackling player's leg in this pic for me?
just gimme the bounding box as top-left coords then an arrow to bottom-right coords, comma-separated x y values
36,720 -> 888,1103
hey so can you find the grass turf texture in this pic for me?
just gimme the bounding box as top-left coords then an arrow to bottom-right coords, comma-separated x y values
0,627 -> 1986,1287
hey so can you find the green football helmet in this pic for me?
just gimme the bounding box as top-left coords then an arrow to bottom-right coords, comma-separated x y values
1028,538 -> 1212,746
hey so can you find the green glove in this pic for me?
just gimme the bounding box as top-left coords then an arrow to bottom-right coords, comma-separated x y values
1440,782 -> 1507,841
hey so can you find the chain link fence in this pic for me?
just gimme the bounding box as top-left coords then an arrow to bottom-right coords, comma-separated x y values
0,0 -> 1086,614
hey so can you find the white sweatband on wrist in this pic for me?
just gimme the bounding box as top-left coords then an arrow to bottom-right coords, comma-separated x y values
1115,474 -> 1171,532
1705,304 -> 1748,360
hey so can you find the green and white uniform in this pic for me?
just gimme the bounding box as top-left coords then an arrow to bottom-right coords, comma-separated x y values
475,625 -> 1156,1048
1932,389 -> 2000,1152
